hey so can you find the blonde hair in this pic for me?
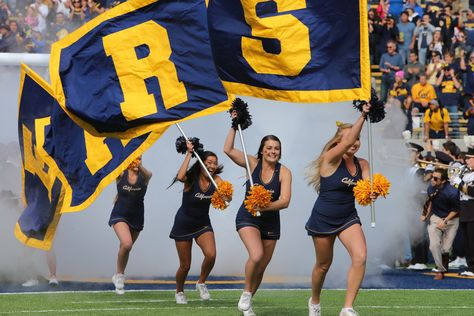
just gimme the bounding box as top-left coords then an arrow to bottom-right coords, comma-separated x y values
306,123 -> 353,192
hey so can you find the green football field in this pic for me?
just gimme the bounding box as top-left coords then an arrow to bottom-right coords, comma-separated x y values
0,289 -> 473,315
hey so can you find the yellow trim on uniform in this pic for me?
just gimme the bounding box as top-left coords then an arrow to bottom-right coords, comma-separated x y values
222,0 -> 371,103
50,0 -> 232,138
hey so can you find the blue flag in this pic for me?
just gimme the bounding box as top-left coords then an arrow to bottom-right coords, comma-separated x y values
16,65 -> 164,249
50,0 -> 231,138
207,0 -> 370,103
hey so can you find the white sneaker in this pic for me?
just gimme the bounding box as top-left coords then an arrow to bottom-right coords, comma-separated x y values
238,291 -> 252,312
175,291 -> 188,304
21,279 -> 39,287
340,307 -> 359,316
49,277 -> 59,287
243,306 -> 256,316
112,273 -> 125,295
196,282 -> 211,300
460,271 -> 474,277
432,268 -> 440,272
459,257 -> 468,268
407,263 -> 428,270
308,297 -> 321,316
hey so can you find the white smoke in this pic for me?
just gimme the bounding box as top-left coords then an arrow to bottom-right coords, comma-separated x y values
0,66 -> 420,289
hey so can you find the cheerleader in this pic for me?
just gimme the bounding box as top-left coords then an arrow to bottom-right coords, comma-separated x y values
306,103 -> 372,316
109,156 -> 152,295
169,141 -> 227,304
224,119 -> 292,316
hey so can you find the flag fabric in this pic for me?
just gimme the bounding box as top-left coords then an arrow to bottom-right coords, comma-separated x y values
16,65 -> 164,249
207,0 -> 370,103
50,0 -> 231,138
17,65 -> 65,250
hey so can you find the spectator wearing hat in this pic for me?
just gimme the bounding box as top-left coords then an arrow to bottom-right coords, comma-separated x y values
412,74 -> 437,112
412,13 -> 436,65
404,51 -> 425,89
451,147 -> 474,276
436,66 -> 461,136
424,99 -> 451,141
388,70 -> 409,103
380,40 -> 404,102
397,11 -> 415,64
422,167 -> 460,280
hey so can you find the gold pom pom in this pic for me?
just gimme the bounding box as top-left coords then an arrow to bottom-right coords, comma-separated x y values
127,158 -> 140,170
353,179 -> 372,206
244,184 -> 272,216
373,173 -> 391,197
336,121 -> 344,127
211,181 -> 233,210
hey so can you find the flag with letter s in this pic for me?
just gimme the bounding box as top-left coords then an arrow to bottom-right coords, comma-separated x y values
207,0 -> 371,103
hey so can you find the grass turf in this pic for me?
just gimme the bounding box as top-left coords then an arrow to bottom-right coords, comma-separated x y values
0,289 -> 473,315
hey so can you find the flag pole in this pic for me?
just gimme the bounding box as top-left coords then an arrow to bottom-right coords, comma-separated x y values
237,124 -> 261,217
367,119 -> 376,227
175,123 -> 218,189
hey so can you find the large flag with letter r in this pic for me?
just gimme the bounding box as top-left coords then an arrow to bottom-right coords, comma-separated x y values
16,65 -> 163,250
50,0 -> 231,138
207,0 -> 370,103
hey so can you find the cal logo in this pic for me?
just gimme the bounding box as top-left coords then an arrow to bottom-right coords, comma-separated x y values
50,0 -> 231,138
208,0 -> 371,103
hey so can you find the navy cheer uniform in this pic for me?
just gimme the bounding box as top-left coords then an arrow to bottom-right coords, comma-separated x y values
236,160 -> 282,240
169,180 -> 216,241
109,170 -> 148,231
306,158 -> 362,235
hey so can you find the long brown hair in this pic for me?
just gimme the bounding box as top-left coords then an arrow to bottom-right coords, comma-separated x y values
306,123 -> 353,192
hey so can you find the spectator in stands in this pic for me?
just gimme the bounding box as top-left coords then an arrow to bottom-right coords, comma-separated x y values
30,0 -> 49,34
451,31 -> 471,62
386,0 -> 401,22
464,96 -> 474,135
403,0 -> 423,18
69,0 -> 84,29
405,7 -> 421,25
426,50 -> 444,85
380,40 -> 404,102
48,11 -> 70,41
52,0 -> 71,17
389,70 -> 409,103
429,29 -> 444,57
0,23 -> 18,52
438,5 -> 458,49
412,73 -> 437,112
404,51 -> 425,88
375,14 -> 400,64
422,167 -> 460,280
424,99 -> 451,141
0,0 -> 10,26
436,66 -> 461,136
24,5 -> 39,32
460,9 -> 474,48
412,14 -> 437,65
25,29 -> 47,53
397,11 -> 416,64
460,50 -> 474,97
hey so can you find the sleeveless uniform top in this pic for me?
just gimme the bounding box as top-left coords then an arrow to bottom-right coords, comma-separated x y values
169,178 -> 216,240
109,170 -> 148,231
235,160 -> 282,240
306,157 -> 362,235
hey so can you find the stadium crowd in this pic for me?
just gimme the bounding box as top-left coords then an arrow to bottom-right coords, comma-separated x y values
370,0 -> 474,138
0,0 -> 122,53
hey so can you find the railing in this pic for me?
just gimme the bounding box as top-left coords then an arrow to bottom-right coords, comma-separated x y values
411,112 -> 469,139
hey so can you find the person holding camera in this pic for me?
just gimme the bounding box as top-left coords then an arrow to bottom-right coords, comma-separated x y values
412,13 -> 436,65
